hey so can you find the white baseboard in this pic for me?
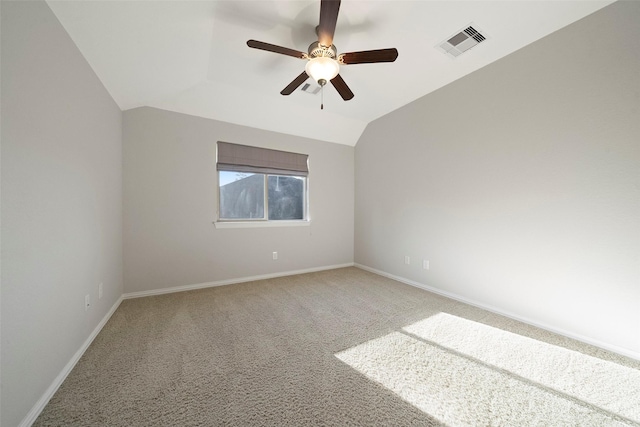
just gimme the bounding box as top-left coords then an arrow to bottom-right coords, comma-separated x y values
19,296 -> 124,427
355,263 -> 640,362
123,263 -> 355,299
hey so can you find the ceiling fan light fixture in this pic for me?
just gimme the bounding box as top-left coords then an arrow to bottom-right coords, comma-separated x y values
305,57 -> 339,86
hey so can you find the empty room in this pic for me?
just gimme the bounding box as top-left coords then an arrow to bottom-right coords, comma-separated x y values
1,0 -> 639,426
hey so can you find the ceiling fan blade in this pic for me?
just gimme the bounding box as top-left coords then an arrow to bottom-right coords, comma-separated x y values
330,74 -> 354,100
340,48 -> 398,65
281,71 -> 309,95
318,0 -> 341,47
247,39 -> 306,59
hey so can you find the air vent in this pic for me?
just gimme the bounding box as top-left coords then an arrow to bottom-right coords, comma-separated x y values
300,82 -> 321,95
437,24 -> 488,58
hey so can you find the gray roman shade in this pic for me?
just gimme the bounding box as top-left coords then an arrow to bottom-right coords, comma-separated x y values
217,141 -> 308,177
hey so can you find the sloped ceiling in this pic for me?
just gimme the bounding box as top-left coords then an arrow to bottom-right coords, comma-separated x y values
47,0 -> 613,145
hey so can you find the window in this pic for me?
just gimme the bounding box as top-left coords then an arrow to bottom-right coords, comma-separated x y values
217,142 -> 308,222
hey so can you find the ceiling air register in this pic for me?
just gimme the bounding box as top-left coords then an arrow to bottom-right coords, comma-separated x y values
438,25 -> 489,58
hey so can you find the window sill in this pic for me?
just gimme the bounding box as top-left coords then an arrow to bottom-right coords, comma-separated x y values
213,220 -> 311,229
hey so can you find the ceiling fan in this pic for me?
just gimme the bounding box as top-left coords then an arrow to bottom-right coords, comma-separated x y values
247,0 -> 398,108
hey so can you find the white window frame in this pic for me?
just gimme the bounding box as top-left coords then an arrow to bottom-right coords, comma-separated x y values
214,142 -> 310,229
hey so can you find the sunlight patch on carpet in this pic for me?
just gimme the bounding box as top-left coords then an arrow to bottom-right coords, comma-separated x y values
403,313 -> 640,423
336,330 -> 633,426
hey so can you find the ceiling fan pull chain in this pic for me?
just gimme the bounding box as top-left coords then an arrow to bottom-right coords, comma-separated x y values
321,84 -> 324,110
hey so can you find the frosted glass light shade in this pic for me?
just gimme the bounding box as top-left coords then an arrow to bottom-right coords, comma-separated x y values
305,57 -> 340,84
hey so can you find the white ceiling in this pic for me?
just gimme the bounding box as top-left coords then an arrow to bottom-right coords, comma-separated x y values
46,0 -> 613,146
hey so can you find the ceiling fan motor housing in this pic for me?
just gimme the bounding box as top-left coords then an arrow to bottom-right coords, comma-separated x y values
308,41 -> 337,59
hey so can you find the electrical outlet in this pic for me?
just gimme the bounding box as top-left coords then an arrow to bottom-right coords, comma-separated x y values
423,259 -> 430,270
85,294 -> 91,311
404,255 -> 410,265
99,283 -> 103,299
272,251 -> 278,260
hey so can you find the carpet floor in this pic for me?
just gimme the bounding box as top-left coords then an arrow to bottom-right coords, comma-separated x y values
35,267 -> 640,426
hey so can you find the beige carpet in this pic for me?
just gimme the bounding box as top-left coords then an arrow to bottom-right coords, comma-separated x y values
35,267 -> 640,426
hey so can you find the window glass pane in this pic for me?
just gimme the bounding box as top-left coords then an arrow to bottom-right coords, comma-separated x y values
219,171 -> 265,219
268,175 -> 305,220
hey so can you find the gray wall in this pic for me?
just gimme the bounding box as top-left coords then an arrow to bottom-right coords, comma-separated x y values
123,107 -> 354,294
355,1 -> 640,356
1,2 -> 123,426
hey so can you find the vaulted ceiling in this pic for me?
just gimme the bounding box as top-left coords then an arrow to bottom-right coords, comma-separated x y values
47,0 -> 613,146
